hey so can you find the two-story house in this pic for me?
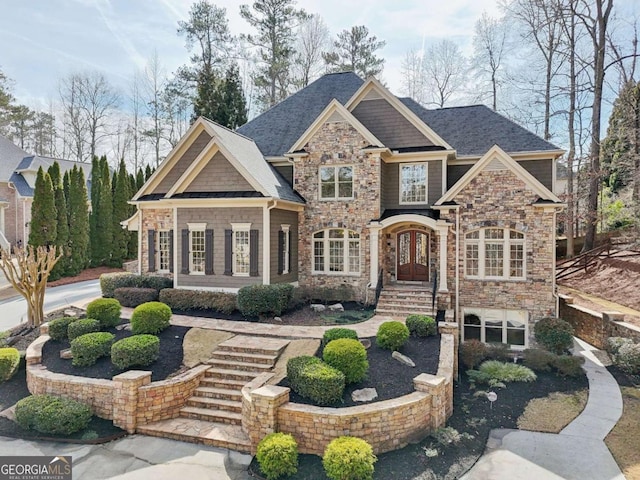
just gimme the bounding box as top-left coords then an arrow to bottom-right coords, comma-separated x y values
127,72 -> 564,348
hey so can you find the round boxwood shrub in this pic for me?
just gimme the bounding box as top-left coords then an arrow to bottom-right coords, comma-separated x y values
405,314 -> 437,337
130,301 -> 172,334
48,317 -> 79,341
287,355 -> 321,389
322,327 -> 358,346
286,356 -> 345,405
376,321 -> 410,351
256,432 -> 298,480
15,394 -> 92,435
534,317 -> 574,354
0,347 -> 20,382
86,298 -> 122,329
111,334 -> 160,370
67,319 -> 101,341
323,338 -> 368,384
70,332 -> 115,367
323,436 -> 377,480
616,342 -> 640,374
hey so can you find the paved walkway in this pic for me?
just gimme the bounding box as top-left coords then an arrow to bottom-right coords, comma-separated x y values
461,337 -> 625,480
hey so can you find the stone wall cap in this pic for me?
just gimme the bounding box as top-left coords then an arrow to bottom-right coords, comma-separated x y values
252,385 -> 290,399
414,373 -> 446,387
26,335 -> 50,361
602,311 -> 624,321
113,370 -> 153,381
438,322 -> 458,328
281,391 -> 428,415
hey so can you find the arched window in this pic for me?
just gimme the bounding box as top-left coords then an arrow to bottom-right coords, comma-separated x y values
313,229 -> 360,274
465,228 -> 525,280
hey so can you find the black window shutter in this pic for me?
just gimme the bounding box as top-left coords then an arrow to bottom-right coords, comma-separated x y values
288,233 -> 292,274
205,229 -> 214,275
224,229 -> 232,276
148,230 -> 156,272
250,229 -> 259,277
277,230 -> 285,275
181,229 -> 189,274
169,230 -> 174,273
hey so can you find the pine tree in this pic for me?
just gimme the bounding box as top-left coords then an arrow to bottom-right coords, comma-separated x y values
136,168 -> 145,190
145,164 -> 153,181
63,170 -> 71,207
128,172 -> 138,259
111,159 -> 131,266
48,162 -> 69,280
67,166 -> 90,275
29,167 -> 57,247
90,156 -> 114,266
89,156 -> 101,264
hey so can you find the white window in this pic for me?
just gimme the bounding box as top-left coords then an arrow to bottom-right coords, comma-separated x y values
282,224 -> 290,275
188,223 -> 206,275
313,229 -> 360,274
400,163 -> 428,204
320,165 -> 353,200
465,228 -> 525,280
463,308 -> 528,348
157,230 -> 171,272
232,223 -> 251,276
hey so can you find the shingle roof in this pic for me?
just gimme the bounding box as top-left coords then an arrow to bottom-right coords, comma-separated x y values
13,155 -> 93,197
237,72 -> 364,157
0,135 -> 29,182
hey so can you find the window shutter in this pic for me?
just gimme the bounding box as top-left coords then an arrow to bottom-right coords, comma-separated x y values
148,230 -> 156,272
277,230 -> 285,275
224,229 -> 232,276
181,229 -> 189,274
250,229 -> 259,277
288,233 -> 293,274
169,230 -> 174,273
205,229 -> 214,275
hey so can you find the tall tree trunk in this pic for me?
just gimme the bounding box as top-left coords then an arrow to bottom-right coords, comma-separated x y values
566,4 -> 577,258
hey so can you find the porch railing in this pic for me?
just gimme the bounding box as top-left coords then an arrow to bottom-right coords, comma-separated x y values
431,268 -> 438,311
374,268 -> 384,304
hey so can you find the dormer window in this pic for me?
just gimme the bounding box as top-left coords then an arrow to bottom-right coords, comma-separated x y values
319,166 -> 353,200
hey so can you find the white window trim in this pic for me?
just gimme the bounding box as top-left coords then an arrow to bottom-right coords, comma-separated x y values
312,228 -> 360,276
464,228 -> 526,280
462,308 -> 528,349
231,223 -> 251,277
157,230 -> 171,273
318,165 -> 355,201
281,224 -> 290,275
187,223 -> 207,276
399,162 -> 429,205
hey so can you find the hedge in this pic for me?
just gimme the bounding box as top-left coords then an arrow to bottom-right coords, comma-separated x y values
256,432 -> 298,480
130,302 -> 172,334
287,356 -> 345,405
323,436 -> 377,480
376,321 -> 410,351
113,287 -> 159,308
237,284 -> 294,317
158,288 -> 237,314
100,272 -> 173,298
405,314 -> 436,337
15,394 -> 92,435
323,338 -> 368,384
67,319 -> 101,341
322,328 -> 358,346
86,298 -> 122,329
70,332 -> 115,367
111,335 -> 160,370
0,347 -> 20,382
48,317 -> 79,341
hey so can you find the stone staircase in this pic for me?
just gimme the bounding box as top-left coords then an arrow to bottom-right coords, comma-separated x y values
376,284 -> 437,317
137,335 -> 289,452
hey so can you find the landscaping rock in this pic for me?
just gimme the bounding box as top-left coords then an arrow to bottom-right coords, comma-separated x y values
392,351 -> 415,367
116,323 -> 132,331
60,348 -> 73,360
64,309 -> 77,318
360,339 -> 371,349
352,388 -> 378,403
0,405 -> 16,421
273,316 -> 282,323
328,303 -> 344,312
311,304 -> 326,312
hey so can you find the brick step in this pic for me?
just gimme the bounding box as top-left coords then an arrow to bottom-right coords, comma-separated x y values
209,350 -> 278,365
375,308 -> 436,318
205,367 -> 260,382
206,358 -> 272,372
376,299 -> 433,308
137,418 -> 251,453
378,290 -> 433,297
180,406 -> 242,425
376,302 -> 434,311
217,336 -> 289,357
199,377 -> 248,390
186,396 -> 242,413
193,386 -> 242,401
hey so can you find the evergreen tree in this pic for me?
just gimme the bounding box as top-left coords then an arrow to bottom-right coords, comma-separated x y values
28,167 -> 57,247
127,172 -> 138,259
89,156 -> 101,264
67,166 -> 90,275
136,167 -> 145,190
323,25 -> 386,78
90,156 -> 114,266
145,164 -> 153,181
111,159 -> 131,266
48,162 -> 69,280
63,170 -> 71,206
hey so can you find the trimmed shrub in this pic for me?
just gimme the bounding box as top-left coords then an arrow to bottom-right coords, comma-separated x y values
130,301 -> 172,334
237,284 -> 294,317
0,347 -> 20,382
48,317 -> 79,341
111,335 -> 160,370
86,298 -> 122,329
468,360 -> 537,384
617,342 -> 640,374
100,272 -> 173,298
534,317 -> 574,354
256,432 -> 298,480
486,343 -> 511,362
114,287 -> 159,308
323,338 -> 368,384
553,355 -> 585,377
460,340 -> 489,369
405,314 -> 437,337
323,436 -> 377,480
287,356 -> 345,405
607,337 -> 633,359
376,321 -> 410,351
523,348 -> 557,372
67,319 -> 101,341
158,288 -> 237,314
15,394 -> 92,435
70,332 -> 115,367
287,356 -> 321,389
322,328 -> 358,346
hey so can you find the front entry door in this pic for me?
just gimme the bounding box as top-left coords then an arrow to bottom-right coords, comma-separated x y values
397,230 -> 429,281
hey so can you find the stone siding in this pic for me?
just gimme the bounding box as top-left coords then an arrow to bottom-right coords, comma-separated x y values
140,208 -> 173,274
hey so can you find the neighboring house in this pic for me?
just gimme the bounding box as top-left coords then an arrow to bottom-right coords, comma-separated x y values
0,135 -> 91,249
128,72 -> 565,348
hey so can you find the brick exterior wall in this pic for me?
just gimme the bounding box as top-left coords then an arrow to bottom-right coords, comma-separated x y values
294,121 -> 380,301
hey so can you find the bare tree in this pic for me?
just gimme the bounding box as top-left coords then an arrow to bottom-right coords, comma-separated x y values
423,40 -> 467,108
401,48 -> 427,105
292,14 -> 329,88
59,74 -> 87,161
143,51 -> 166,167
473,12 -> 508,111
129,71 -> 144,172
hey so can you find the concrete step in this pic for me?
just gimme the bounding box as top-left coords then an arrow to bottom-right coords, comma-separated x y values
205,367 -> 260,382
206,358 -> 272,372
209,350 -> 278,365
199,377 -> 247,390
376,300 -> 433,309
217,335 -> 289,356
193,386 -> 242,401
376,302 -> 434,312
180,406 -> 242,425
186,396 -> 242,413
137,418 -> 251,453
375,308 -> 436,317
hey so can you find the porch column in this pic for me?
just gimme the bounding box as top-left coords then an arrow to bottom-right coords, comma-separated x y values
436,222 -> 449,292
369,224 -> 381,288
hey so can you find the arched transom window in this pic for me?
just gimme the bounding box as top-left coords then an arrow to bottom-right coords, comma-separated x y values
313,229 -> 360,274
465,228 -> 525,280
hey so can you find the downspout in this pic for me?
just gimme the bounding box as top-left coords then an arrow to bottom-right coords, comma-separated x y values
264,200 -> 277,285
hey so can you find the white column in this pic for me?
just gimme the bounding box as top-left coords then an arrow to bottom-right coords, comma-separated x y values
263,204 -> 271,285
369,225 -> 381,287
436,224 -> 449,293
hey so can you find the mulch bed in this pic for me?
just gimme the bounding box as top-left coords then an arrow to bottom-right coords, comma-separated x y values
607,366 -> 640,388
279,335 -> 441,407
42,322 -> 189,382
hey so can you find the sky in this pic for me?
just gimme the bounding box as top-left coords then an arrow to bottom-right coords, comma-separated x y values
0,0 -> 505,109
